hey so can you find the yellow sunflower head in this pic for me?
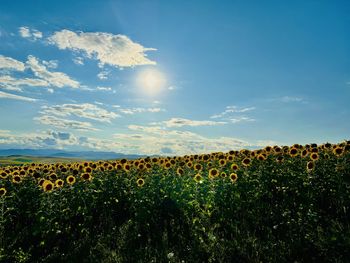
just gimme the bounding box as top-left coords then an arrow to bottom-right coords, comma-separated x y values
137,178 -> 145,187
176,168 -> 184,176
66,175 -> 76,185
42,180 -> 54,192
55,179 -> 64,188
231,163 -> 239,171
194,163 -> 202,171
209,168 -> 219,178
194,173 -> 202,183
241,158 -> 251,167
310,153 -> 319,161
81,173 -> 92,181
307,161 -> 315,172
0,187 -> 6,197
333,146 -> 344,156
12,175 -> 22,184
289,147 -> 298,157
230,173 -> 238,183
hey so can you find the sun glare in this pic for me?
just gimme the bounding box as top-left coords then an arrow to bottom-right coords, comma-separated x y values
137,68 -> 166,96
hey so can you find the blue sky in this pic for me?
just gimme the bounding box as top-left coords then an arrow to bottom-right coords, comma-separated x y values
0,0 -> 349,155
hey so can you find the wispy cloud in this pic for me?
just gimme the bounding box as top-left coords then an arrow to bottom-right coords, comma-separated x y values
0,75 -> 49,92
97,70 -> 109,80
40,103 -> 120,123
72,56 -> 84,66
18,26 -> 43,40
229,116 -> 255,123
118,107 -> 165,115
0,90 -> 37,102
48,29 -> 156,68
96,86 -> 113,92
34,115 -> 98,131
210,106 -> 256,119
279,96 -> 305,103
26,55 -> 80,89
0,55 -> 25,71
153,117 -> 227,127
112,124 -> 274,155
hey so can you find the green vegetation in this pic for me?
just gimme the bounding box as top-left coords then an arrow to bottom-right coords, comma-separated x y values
0,142 -> 349,262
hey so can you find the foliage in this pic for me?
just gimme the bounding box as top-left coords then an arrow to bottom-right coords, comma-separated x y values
0,141 -> 349,262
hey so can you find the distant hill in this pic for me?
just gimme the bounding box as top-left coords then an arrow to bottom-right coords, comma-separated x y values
0,149 -> 144,160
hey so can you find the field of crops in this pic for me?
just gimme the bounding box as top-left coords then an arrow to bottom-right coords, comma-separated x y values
0,141 -> 349,262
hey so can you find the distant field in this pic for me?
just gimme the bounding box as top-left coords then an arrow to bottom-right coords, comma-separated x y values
0,155 -> 82,166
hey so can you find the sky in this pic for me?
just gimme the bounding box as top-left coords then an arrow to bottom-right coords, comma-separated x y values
0,0 -> 349,155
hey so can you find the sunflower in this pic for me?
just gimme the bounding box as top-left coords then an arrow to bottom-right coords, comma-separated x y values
209,168 -> 219,178
307,161 -> 315,172
186,161 -> 193,169
333,146 -> 344,156
84,167 -> 92,173
81,173 -> 92,181
194,173 -> 202,183
226,155 -> 234,161
164,162 -> 172,169
241,158 -> 251,167
220,172 -> 227,178
137,178 -> 145,187
12,175 -> 22,184
231,163 -> 239,171
230,173 -> 238,183
0,187 -> 6,197
301,149 -> 308,158
49,173 -> 57,180
257,154 -> 266,161
276,156 -> 284,163
66,175 -> 76,185
176,168 -> 184,176
123,163 -> 131,172
55,179 -> 64,188
42,180 -> 54,192
138,163 -> 145,170
274,146 -> 282,153
310,153 -> 319,161
194,163 -> 202,171
38,178 -> 45,186
289,147 -> 298,157
219,159 -> 226,166
0,171 -> 8,179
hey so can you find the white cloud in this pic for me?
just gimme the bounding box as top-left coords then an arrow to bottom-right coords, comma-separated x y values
112,124 -> 271,155
0,90 -> 37,102
0,55 -> 25,71
210,106 -> 256,119
155,117 -> 227,127
0,75 -> 49,92
48,29 -> 156,68
19,26 -> 42,40
96,86 -> 112,91
97,70 -> 109,80
279,96 -> 305,103
229,116 -> 255,123
40,103 -> 120,123
26,55 -> 80,88
42,59 -> 58,69
72,56 -> 84,65
118,107 -> 164,115
34,115 -> 98,131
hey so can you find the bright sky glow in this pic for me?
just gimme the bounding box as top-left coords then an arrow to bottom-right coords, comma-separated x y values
137,68 -> 166,96
0,1 -> 349,155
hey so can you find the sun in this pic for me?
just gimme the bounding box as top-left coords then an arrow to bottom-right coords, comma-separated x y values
137,68 -> 166,96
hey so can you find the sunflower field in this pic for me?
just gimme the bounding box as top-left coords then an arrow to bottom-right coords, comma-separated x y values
0,141 -> 350,263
